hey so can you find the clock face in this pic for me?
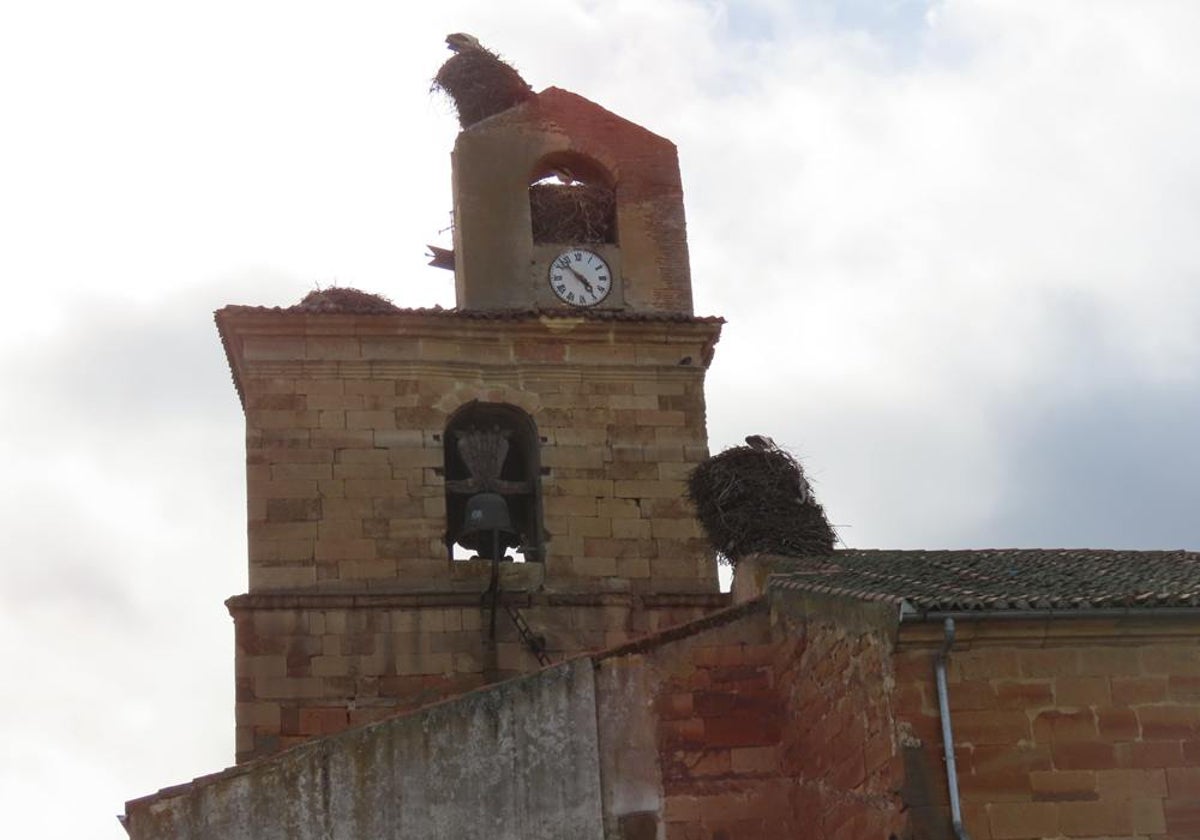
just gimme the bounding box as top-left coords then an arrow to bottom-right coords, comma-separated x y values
548,249 -> 612,307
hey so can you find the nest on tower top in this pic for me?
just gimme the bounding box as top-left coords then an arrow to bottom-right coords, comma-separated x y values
292,287 -> 399,314
433,47 -> 534,129
687,444 -> 837,566
530,183 -> 617,244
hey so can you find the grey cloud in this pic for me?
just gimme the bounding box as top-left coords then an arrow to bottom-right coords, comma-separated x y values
973,383 -> 1200,550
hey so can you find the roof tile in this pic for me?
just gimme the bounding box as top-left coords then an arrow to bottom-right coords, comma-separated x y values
768,548 -> 1200,613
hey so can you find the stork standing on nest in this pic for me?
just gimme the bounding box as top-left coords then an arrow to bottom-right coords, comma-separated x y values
446,32 -> 484,53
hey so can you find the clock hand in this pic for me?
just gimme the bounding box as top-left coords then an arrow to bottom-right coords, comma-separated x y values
563,263 -> 595,295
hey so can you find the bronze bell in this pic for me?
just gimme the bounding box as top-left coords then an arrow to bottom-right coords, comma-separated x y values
459,493 -> 518,559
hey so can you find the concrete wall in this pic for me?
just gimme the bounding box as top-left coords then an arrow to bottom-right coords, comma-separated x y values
125,659 -> 606,840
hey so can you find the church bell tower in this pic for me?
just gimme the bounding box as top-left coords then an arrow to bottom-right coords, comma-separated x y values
216,53 -> 725,763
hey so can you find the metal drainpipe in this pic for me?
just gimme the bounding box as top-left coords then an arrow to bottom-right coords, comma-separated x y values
935,618 -> 971,840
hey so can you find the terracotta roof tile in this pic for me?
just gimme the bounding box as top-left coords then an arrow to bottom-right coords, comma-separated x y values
768,548 -> 1200,613
217,303 -> 723,324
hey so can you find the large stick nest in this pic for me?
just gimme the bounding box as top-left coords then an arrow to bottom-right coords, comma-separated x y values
688,445 -> 837,566
433,49 -> 534,129
292,288 -> 399,314
530,183 -> 616,244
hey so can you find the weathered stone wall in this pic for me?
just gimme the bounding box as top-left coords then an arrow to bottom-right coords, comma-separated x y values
593,602 -> 805,839
772,592 -> 908,838
125,659 -> 606,840
218,306 -> 726,763
894,617 -> 1200,839
593,593 -> 907,840
231,590 -> 726,763
128,591 -> 1200,839
452,87 -> 693,314
219,308 -> 720,595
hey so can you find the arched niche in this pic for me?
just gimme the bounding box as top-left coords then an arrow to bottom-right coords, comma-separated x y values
443,401 -> 544,562
528,151 -> 617,246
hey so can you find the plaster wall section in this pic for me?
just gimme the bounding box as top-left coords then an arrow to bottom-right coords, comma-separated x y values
125,659 -> 606,840
452,87 -> 693,314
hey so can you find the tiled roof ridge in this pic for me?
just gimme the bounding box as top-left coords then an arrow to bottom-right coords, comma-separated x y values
216,303 -> 724,324
768,547 -> 1200,612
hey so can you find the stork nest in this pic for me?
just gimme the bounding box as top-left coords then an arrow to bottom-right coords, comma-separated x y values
687,445 -> 837,566
530,183 -> 616,244
433,49 -> 534,129
292,288 -> 399,314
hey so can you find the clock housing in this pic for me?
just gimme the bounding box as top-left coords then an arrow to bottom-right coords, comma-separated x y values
532,243 -> 623,309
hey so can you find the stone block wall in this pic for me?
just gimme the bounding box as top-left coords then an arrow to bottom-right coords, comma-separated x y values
218,307 -> 722,595
592,596 -> 907,839
230,591 -> 728,763
624,605 -> 794,839
452,87 -> 693,314
894,617 -> 1200,839
128,591 -> 1200,839
773,595 -> 908,838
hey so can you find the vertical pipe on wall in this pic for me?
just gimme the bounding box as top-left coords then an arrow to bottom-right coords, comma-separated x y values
935,618 -> 971,840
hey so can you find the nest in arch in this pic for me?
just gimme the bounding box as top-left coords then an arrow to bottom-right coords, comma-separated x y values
530,183 -> 616,244
433,49 -> 534,129
293,288 -> 399,314
687,445 -> 837,566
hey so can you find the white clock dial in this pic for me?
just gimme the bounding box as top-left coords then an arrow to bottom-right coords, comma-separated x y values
548,249 -> 612,307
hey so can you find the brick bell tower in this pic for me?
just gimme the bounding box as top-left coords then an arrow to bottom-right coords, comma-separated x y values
217,75 -> 725,763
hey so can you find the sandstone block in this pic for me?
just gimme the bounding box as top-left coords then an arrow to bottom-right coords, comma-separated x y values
1057,799 -> 1133,837
317,410 -> 346,429
339,558 -> 397,579
314,538 -> 375,561
1096,767 -> 1167,799
250,565 -> 317,590
243,337 -> 305,361
1030,769 -> 1097,802
310,429 -> 374,448
1138,704 -> 1200,739
615,479 -> 685,499
310,655 -> 351,677
343,380 -> 396,397
252,409 -> 321,430
1130,798 -> 1166,835
332,461 -> 390,480
987,801 -> 1057,840
1117,739 -> 1183,769
344,478 -> 406,498
305,337 -> 360,360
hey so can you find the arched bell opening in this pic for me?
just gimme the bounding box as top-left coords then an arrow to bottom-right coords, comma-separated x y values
443,401 -> 543,563
528,151 -> 617,245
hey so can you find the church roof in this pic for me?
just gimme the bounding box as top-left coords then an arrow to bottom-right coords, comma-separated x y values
767,548 -> 1200,615
216,303 -> 724,324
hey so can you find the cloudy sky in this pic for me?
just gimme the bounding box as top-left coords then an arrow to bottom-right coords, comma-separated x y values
3,1 -> 1200,836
